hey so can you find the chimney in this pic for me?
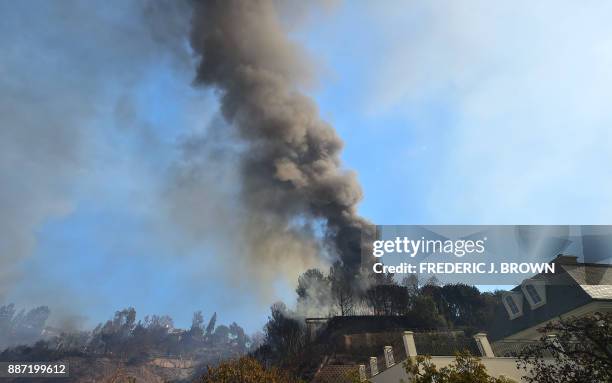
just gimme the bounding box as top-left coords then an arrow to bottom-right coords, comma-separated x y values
551,254 -> 578,265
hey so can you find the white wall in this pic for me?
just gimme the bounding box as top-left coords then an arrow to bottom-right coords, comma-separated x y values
370,357 -> 524,382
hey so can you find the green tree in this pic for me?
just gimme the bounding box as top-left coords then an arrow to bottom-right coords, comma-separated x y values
364,284 -> 409,316
516,312 -> 612,383
410,295 -> 447,327
200,356 -> 304,383
263,302 -> 305,369
403,352 -> 516,383
420,284 -> 503,331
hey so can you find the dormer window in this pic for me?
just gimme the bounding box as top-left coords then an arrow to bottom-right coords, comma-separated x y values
525,284 -> 541,303
505,296 -> 520,315
521,279 -> 547,310
502,292 -> 524,320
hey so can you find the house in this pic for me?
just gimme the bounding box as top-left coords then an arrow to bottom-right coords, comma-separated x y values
309,326 -> 534,382
352,331 -> 528,382
490,254 -> 612,341
310,254 -> 611,382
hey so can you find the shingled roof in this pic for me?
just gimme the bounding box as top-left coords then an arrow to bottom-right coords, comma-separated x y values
489,256 -> 612,340
560,263 -> 612,299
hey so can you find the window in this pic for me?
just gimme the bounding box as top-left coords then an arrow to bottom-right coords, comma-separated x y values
505,296 -> 520,315
525,284 -> 542,303
521,279 -> 547,309
503,292 -> 524,319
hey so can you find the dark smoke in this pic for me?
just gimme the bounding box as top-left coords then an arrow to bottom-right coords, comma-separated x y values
189,0 -> 371,271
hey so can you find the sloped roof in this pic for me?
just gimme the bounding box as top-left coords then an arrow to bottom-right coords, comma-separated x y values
560,264 -> 612,300
490,260 -> 611,341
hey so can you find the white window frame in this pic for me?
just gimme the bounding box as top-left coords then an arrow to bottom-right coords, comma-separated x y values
502,292 -> 524,320
520,279 -> 547,310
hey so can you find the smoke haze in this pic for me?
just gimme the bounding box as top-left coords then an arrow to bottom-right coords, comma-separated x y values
1,0 -> 369,332
0,0 -> 194,326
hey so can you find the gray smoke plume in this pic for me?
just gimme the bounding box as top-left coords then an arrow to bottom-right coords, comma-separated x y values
187,0 -> 371,274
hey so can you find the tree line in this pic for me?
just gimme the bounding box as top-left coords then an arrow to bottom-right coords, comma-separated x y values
250,266 -> 505,378
0,305 -> 252,364
295,264 -> 504,332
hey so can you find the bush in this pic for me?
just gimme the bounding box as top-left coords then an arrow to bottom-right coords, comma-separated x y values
403,352 -> 516,383
516,312 -> 612,383
200,356 -> 304,383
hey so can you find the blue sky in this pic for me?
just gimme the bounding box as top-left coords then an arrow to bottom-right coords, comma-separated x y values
2,1 -> 612,333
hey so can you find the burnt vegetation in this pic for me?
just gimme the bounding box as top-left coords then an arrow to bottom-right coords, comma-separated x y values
0,305 -> 251,369
0,268 -> 506,381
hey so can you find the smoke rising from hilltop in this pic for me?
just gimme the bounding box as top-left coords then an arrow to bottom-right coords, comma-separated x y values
186,0 -> 371,277
1,0 -> 369,328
